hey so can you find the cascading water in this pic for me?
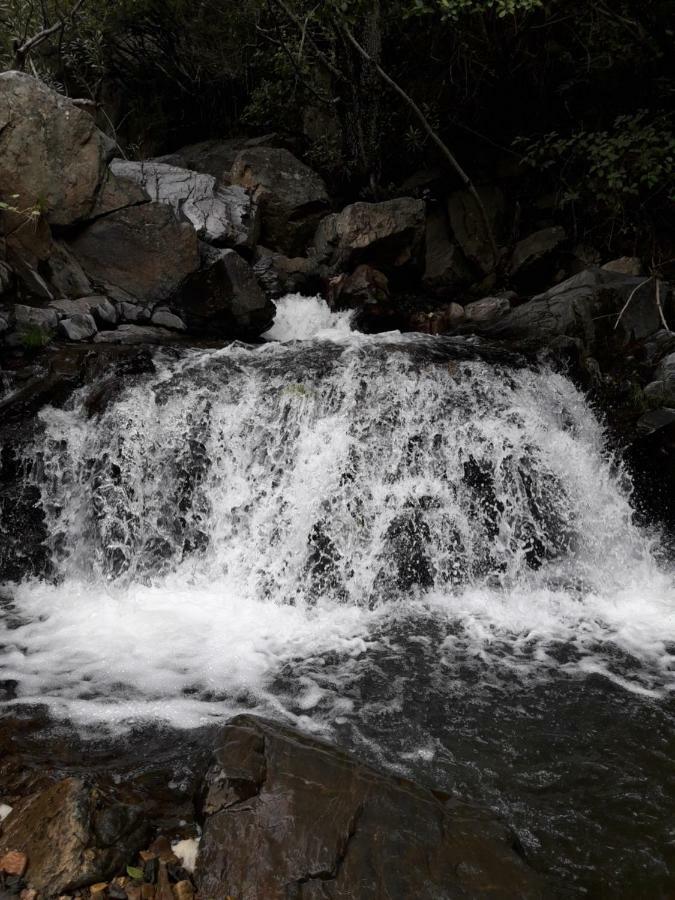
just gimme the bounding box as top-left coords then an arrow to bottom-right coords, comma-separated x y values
1,294 -> 674,892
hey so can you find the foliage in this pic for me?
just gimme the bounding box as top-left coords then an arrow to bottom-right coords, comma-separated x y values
408,0 -> 542,18
19,324 -> 51,350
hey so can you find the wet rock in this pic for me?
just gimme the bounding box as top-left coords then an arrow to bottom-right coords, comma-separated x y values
253,247 -> 321,298
602,256 -> 643,276
150,309 -> 187,331
51,296 -> 118,328
60,314 -> 98,342
195,715 -> 542,900
328,264 -> 388,308
447,185 -> 503,276
94,325 -> 177,345
313,198 -> 425,272
409,303 -> 465,334
231,147 -> 329,255
0,72 -> 114,226
422,206 -> 471,295
119,303 -> 151,324
636,407 -> 675,435
509,226 -> 567,284
110,160 -> 260,249
68,203 -> 199,306
180,246 -> 274,338
13,305 -> 59,333
464,295 -> 511,325
0,778 -> 148,897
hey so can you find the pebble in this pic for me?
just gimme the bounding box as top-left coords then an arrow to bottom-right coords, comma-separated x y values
90,883 -> 108,897
0,850 -> 28,877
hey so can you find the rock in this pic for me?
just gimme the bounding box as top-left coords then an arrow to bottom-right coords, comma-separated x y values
0,777 -> 147,896
94,325 -> 177,345
409,303 -> 465,334
51,296 -> 118,327
602,256 -> 643,276
464,295 -> 511,325
68,203 -> 199,305
90,168 -> 150,219
44,242 -> 94,299
252,247 -> 321,298
195,715 -> 541,900
0,72 -> 113,226
154,135 -> 278,183
110,160 -> 260,249
447,185 -> 503,276
172,881 -> 194,900
90,883 -> 108,897
180,246 -> 274,338
0,850 -> 27,877
328,264 -> 388,308
0,261 -> 14,297
231,147 -> 329,255
119,302 -> 151,324
14,305 -> 59,333
59,313 -> 98,341
509,226 -> 567,282
422,206 -> 471,294
636,407 -> 675,436
313,198 -> 426,272
646,352 -> 675,404
151,308 -> 187,331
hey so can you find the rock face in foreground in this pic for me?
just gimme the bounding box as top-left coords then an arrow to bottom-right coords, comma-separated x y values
196,715 -> 542,900
0,71 -> 113,226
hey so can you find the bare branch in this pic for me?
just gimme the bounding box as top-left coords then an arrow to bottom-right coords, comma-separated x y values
12,0 -> 87,71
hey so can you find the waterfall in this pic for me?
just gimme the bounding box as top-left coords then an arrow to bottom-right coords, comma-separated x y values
1,295 -> 673,730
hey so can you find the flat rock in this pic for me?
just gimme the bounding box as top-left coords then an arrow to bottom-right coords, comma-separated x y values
51,296 -> 117,326
94,325 -> 177,345
195,715 -> 542,900
464,296 -> 511,325
0,72 -> 113,226
59,313 -> 97,341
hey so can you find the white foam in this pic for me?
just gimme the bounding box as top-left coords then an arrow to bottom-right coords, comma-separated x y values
172,838 -> 200,873
262,294 -> 355,342
1,339 -> 674,729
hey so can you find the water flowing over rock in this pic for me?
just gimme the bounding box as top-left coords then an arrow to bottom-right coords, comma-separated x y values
0,72 -> 114,226
196,716 -> 542,899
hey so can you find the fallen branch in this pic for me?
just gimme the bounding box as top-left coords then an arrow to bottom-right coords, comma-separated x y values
340,22 -> 499,269
613,276 -> 653,330
655,278 -> 671,332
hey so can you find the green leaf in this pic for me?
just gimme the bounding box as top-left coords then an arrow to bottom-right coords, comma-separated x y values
127,866 -> 144,880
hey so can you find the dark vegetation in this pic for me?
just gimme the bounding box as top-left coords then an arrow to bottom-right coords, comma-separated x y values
1,0 -> 673,271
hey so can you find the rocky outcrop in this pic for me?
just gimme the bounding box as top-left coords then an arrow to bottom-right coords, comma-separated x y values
313,197 -> 426,272
68,202 -> 200,305
0,777 -> 148,896
180,245 -> 274,337
231,146 -> 329,255
196,715 -> 542,900
0,72 -> 114,226
253,246 -> 322,298
110,160 -> 260,249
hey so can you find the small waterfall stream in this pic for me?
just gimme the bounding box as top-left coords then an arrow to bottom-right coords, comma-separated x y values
1,295 -> 674,893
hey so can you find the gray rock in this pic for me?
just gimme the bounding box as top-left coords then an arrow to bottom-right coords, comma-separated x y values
447,185 -> 503,276
0,71 -> 113,225
422,207 -> 471,294
0,314 -> 9,334
110,159 -> 260,248
637,407 -> 675,436
94,324 -> 177,344
231,146 -> 329,255
602,256 -> 643,276
180,245 -> 274,338
153,135 -> 278,183
0,260 -> 14,296
68,202 -> 200,305
44,241 -> 93,299
464,296 -> 511,325
59,313 -> 97,341
51,295 -> 118,326
90,168 -> 150,219
313,198 -> 425,271
119,301 -> 151,323
509,226 -> 567,278
151,307 -> 187,330
14,304 -> 59,331
253,247 -> 321,298
649,352 -> 675,404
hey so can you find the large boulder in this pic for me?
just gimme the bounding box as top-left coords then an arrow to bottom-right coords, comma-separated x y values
180,245 -> 274,338
196,716 -> 541,900
422,206 -> 471,295
231,147 -> 329,255
509,226 -> 567,287
68,202 -> 200,305
447,185 -> 503,276
110,160 -> 260,249
253,246 -> 322,298
0,777 -> 147,896
154,134 -> 278,184
0,71 -> 114,226
313,197 -> 426,272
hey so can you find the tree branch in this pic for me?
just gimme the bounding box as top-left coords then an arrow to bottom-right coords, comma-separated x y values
12,0 -> 87,71
340,21 -> 499,269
